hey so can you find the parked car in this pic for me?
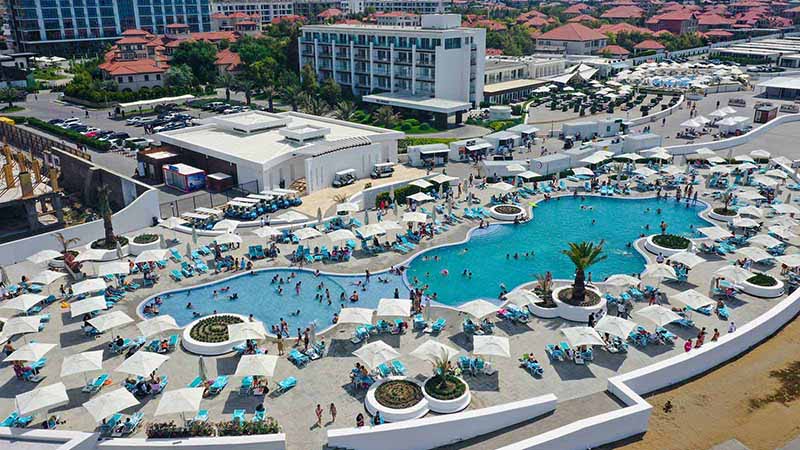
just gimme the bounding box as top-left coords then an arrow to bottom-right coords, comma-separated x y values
126,116 -> 146,126
202,102 -> 224,111
101,132 -> 130,142
58,118 -> 82,128
124,137 -> 153,150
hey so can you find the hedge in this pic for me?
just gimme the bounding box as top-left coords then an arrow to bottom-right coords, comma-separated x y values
25,117 -> 111,151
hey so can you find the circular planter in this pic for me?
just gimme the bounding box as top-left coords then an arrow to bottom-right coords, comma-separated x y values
708,209 -> 739,223
527,301 -> 559,319
365,377 -> 429,422
739,277 -> 785,298
422,376 -> 471,414
128,236 -> 162,256
181,313 -> 248,356
83,243 -> 129,261
551,285 -> 606,323
644,235 -> 691,257
489,204 -> 526,222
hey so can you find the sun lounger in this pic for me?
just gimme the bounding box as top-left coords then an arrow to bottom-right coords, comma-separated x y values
170,270 -> 183,281
208,375 -> 228,395
413,314 -> 426,330
545,344 -> 564,361
0,413 -> 18,427
377,363 -> 392,377
240,376 -> 253,396
82,373 -> 109,393
169,248 -> 183,261
119,412 -> 143,435
431,318 -> 446,333
187,376 -> 204,388
232,409 -> 246,423
100,413 -> 122,436
391,360 -> 406,375
193,409 -> 209,423
277,376 -> 296,393
252,409 -> 266,422
289,349 -> 310,367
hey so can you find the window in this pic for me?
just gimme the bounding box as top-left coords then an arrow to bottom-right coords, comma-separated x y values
156,74 -> 161,80
128,76 -> 133,82
144,75 -> 149,81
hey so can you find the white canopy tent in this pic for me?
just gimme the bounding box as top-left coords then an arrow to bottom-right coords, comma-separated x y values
561,327 -> 605,348
234,354 -> 278,377
473,335 -> 511,358
70,296 -> 109,318
376,298 -> 412,317
672,290 -> 715,310
353,341 -> 401,369
410,340 -> 460,362
636,305 -> 682,327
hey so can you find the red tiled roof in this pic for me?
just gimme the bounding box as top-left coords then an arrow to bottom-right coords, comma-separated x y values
474,19 -> 507,31
121,29 -> 149,36
317,8 -> 343,19
214,48 -> 241,68
486,48 -> 504,55
116,37 -> 149,45
236,20 -> 257,26
523,17 -> 551,27
697,13 -> 733,26
704,29 -> 734,37
166,23 -> 189,29
634,39 -> 666,50
336,19 -> 362,24
568,14 -> 596,22
564,3 -> 592,14
99,59 -> 166,76
601,5 -> 644,18
597,44 -> 630,55
271,14 -> 305,24
374,11 -> 418,17
537,23 -> 606,41
648,10 -> 696,22
597,22 -> 652,35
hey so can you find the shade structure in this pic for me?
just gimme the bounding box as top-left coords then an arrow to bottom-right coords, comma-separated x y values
517,170 -> 540,180
505,163 -> 526,173
561,327 -> 605,348
337,307 -> 375,325
214,233 -> 243,246
732,217 -> 760,229
633,167 -> 657,178
642,263 -> 676,280
636,305 -> 682,327
594,315 -> 638,340
769,225 -> 798,240
672,290 -> 715,310
669,252 -> 706,269
96,261 -> 130,277
709,165 -> 732,175
714,265 -> 753,283
70,295 -> 109,318
227,321 -> 267,341
472,335 -> 510,358
772,204 -> 800,215
31,270 -> 67,286
430,174 -> 459,184
326,229 -> 357,243
1,293 -> 46,312
16,382 -> 68,416
0,316 -> 42,341
734,155 -> 755,163
765,169 -> 789,180
681,118 -> 703,128
61,350 -> 104,377
581,152 -> 608,165
5,342 -> 56,362
458,299 -> 500,319
133,249 -> 169,264
235,354 -> 278,377
573,167 -> 595,177
293,227 -> 323,241
160,216 -> 186,230
735,246 -> 773,262
410,340 -> 460,363
752,175 -> 778,188
695,147 -> 715,156
115,351 -> 169,377
604,274 -> 640,288
504,290 -> 541,307
356,224 -> 386,239
748,234 -> 783,248
154,388 -> 204,418
738,162 -> 758,171
137,315 -> 180,337
750,149 -> 771,159
407,192 -> 434,203
88,311 -> 134,332
336,203 -> 359,214
707,156 -> 727,165
402,212 -> 428,223
378,220 -> 403,231
71,278 -> 107,296
277,211 -> 308,222
252,226 -> 281,239
616,153 -> 643,161
776,254 -> 800,268
213,219 -> 239,232
709,109 -> 728,118
698,226 -> 731,240
738,205 -> 764,218
74,248 -> 109,263
27,249 -> 62,264
410,179 -> 433,189
488,181 -> 514,193
353,341 -> 400,369
376,298 -> 412,317
737,190 -> 766,201
83,388 -> 139,422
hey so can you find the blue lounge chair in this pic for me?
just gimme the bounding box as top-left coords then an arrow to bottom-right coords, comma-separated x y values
208,375 -> 228,395
377,363 -> 392,377
187,376 -> 204,388
277,376 -> 297,393
120,412 -> 144,435
169,248 -> 183,261
289,349 -> 310,367
99,413 -> 122,436
168,334 -> 179,350
240,376 -> 253,395
193,409 -> 209,423
232,409 -> 246,423
252,409 -> 266,422
82,373 -> 109,393
170,270 -> 183,281
0,412 -> 18,427
431,318 -> 446,333
413,314 -> 426,330
391,360 -> 406,375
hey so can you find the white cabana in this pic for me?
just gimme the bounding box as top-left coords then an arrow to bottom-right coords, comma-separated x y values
337,308 -> 375,325
732,217 -> 760,229
16,382 -> 69,416
70,296 -> 109,318
137,315 -> 180,337
5,342 -> 56,362
410,340 -> 460,362
31,270 -> 67,286
458,299 -> 499,319
0,316 -> 42,341
594,315 -> 637,340
669,252 -> 706,269
83,388 -> 139,422
353,341 -> 400,369
154,388 -> 204,420
408,192 -> 434,203
252,226 -> 282,238
376,298 -> 412,317
636,305 -> 682,327
61,350 -> 104,378
776,254 -> 800,268
573,167 -> 595,177
27,249 -> 62,264
115,351 -> 169,377
642,263 -> 677,280
504,290 -> 541,307
71,278 -> 107,296
356,224 -> 386,239
235,354 -> 278,377
488,182 -> 515,192
561,327 -> 605,348
672,289 -> 715,310
75,248 -> 109,263
735,246 -> 773,262
714,265 -> 753,282
326,229 -> 357,242
473,335 -> 510,358
293,227 -> 323,241
227,321 -> 267,341
96,261 -> 130,277
410,179 -> 433,189
88,311 -> 134,332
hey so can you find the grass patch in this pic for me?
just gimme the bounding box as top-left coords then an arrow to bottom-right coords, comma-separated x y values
424,374 -> 466,401
0,106 -> 24,113
32,68 -> 68,80
747,273 -> 778,287
652,234 -> 690,250
190,315 -> 243,343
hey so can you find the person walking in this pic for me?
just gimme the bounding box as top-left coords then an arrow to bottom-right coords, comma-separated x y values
329,402 -> 337,423
315,404 -> 323,426
276,334 -> 284,356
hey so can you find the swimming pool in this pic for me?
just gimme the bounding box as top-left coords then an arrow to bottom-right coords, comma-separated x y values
142,269 -> 407,331
405,195 -> 711,305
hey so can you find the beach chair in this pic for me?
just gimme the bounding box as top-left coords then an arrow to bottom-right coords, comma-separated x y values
187,376 -> 204,388
208,375 -> 228,395
391,360 -> 407,375
655,327 -> 677,344
377,363 -> 392,378
82,373 -> 109,393
169,248 -> 183,262
240,376 -> 253,396
558,342 -> 572,358
458,356 -> 472,371
289,349 -> 310,367
413,314 -> 426,331
99,413 -> 122,436
252,409 -> 266,422
146,339 -> 160,352
277,376 -> 297,393
170,270 -> 183,281
193,409 -> 209,424
110,338 -> 132,354
120,412 -> 144,435
0,413 -> 18,427
351,326 -> 370,344
168,334 -> 179,351
232,409 -> 246,423
431,318 -> 446,333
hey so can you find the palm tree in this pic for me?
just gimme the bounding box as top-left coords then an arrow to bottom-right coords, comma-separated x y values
53,232 -> 80,255
561,241 -> 606,305
300,93 -> 330,116
97,184 -> 116,246
218,72 -> 235,102
372,106 -> 399,128
0,87 -> 20,108
235,77 -> 255,105
334,100 -> 357,121
263,85 -> 276,113
535,272 -> 553,304
280,84 -> 301,111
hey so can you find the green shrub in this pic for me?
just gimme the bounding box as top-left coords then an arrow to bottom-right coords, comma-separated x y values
90,236 -> 129,250
405,118 -> 420,126
133,234 -> 159,244
652,234 -> 690,250
26,117 -> 111,151
398,137 -> 456,153
400,122 -> 412,131
189,315 -> 243,343
747,273 -> 777,287
418,122 -> 431,131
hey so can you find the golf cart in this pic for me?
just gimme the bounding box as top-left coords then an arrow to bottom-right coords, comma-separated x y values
371,162 -> 395,179
332,169 -> 357,188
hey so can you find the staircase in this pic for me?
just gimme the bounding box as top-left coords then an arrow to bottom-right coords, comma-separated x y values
289,177 -> 307,195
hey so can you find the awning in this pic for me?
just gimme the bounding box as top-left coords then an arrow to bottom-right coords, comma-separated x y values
420,147 -> 450,155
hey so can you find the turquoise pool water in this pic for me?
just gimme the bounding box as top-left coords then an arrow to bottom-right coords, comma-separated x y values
405,196 -> 711,305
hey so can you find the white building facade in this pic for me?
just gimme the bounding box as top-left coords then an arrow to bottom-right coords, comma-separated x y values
210,0 -> 294,27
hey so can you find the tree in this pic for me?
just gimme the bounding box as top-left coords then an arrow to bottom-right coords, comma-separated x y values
218,72 -> 236,102
320,76 -> 342,106
53,232 -> 80,255
300,93 -> 330,116
171,40 -> 219,84
561,241 -> 606,305
300,64 -> 318,93
372,106 -> 400,128
334,100 -> 357,121
165,64 -> 195,89
97,185 -> 116,246
251,59 -> 278,112
280,84 -> 302,111
235,76 -> 255,105
0,87 -> 20,108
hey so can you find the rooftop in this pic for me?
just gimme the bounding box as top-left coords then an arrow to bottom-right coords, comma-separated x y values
362,92 -> 472,114
537,23 -> 606,42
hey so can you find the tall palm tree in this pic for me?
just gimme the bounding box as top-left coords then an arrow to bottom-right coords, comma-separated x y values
372,106 -> 399,128
235,77 -> 255,105
333,100 -> 357,121
561,241 -> 606,304
97,184 -> 116,246
300,93 -> 330,116
53,232 -> 80,255
263,86 -> 276,113
218,72 -> 235,102
280,84 -> 301,111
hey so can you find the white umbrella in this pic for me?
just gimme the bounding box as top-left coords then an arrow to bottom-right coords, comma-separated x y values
709,165 -> 732,175
408,192 -> 434,203
773,204 -> 800,215
714,265 -> 753,282
561,326 -> 605,348
5,342 -> 56,362
0,316 -> 42,342
472,335 -> 510,358
698,226 -> 731,240
617,153 -> 643,161
594,315 -> 638,339
642,263 -> 676,279
752,175 -> 779,188
213,219 -> 239,232
720,106 -> 737,114
1,293 -> 46,312
769,225 -> 798,240
573,167 -> 595,177
353,341 -> 400,369
137,315 -> 180,337
604,274 -> 641,288
31,270 -> 67,286
672,289 -> 715,310
410,340 -> 460,362
748,234 -> 783,248
326,229 -> 357,242
709,109 -> 728,118
337,308 -> 374,325
681,118 -> 703,128
696,115 -> 711,125
633,167 -> 657,178
379,220 -> 403,231
70,295 -> 109,318
732,217 -> 759,229
581,153 -> 608,165
488,182 -> 514,193
669,251 -> 705,269
707,156 -> 727,165
738,162 -> 758,171
636,305 -> 682,327
61,350 -> 104,378
504,290 -> 541,307
410,179 -> 433,189
336,203 -> 360,214
235,354 -> 278,377
737,190 -> 766,201
27,249 -> 62,264
134,249 -> 169,264
430,174 -> 459,184
766,169 -> 789,180
227,321 -> 267,341
734,155 -> 755,163
695,147 -> 715,156
16,382 -> 68,416
356,224 -> 386,239
376,298 -> 412,317
88,311 -> 134,332
74,248 -> 108,263
293,227 -> 323,241
402,212 -> 428,223
96,261 -> 129,277
735,246 -> 773,262
82,388 -> 139,422
777,253 -> 800,267
738,205 -> 764,218
214,233 -> 243,245
154,388 -> 204,421
458,299 -> 499,320
517,170 -> 541,180
115,351 -> 169,377
71,278 -> 107,296
750,149 -> 771,159
252,226 -> 281,238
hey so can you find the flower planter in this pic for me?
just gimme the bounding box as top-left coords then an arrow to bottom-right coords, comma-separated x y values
128,236 -> 162,256
527,301 -> 559,319
644,235 -> 691,257
551,285 -> 606,323
180,313 -> 248,356
739,278 -> 785,298
489,204 -> 526,222
83,243 -> 129,261
422,376 -> 471,414
708,209 -> 739,223
365,377 -> 429,422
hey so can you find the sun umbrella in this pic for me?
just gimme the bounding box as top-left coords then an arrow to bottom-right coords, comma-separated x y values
594,315 -> 638,340
708,156 -> 727,165
672,289 -> 715,310
738,190 -> 766,201
215,233 -> 243,245
561,327 -> 605,348
681,118 -> 703,128
154,388 -> 204,422
336,203 -> 359,214
252,226 -> 281,238
137,315 -> 180,338
573,167 -> 595,177
488,181 -> 514,193
771,216 -> 798,229
376,298 -> 412,317
31,270 -> 67,286
738,205 -> 763,218
191,225 -> 198,245
752,176 -> 779,188
1,293 -> 46,312
61,350 -> 104,379
669,251 -> 706,269
642,263 -> 676,280
134,249 -> 169,264
633,167 -> 657,178
317,207 -> 323,225
293,227 -> 323,241
709,109 -> 728,118
83,388 -> 139,422
765,169 -> 789,180
748,234 -> 783,248
604,274 -> 640,289
88,311 -> 134,332
773,204 -> 800,215
356,224 -> 386,239
698,226 -> 731,240
410,179 -> 433,189
473,335 -> 510,358
235,354 -> 278,377
213,220 -> 239,232
353,341 -> 400,369
74,248 -> 108,263
738,162 -> 758,171
326,229 -> 357,242
115,351 -> 169,377
709,165 -> 732,175
735,246 -> 773,262
504,290 -> 541,307
408,192 -> 434,203
732,217 -> 760,229
517,170 -> 540,180
70,295 -> 109,318
227,321 -> 267,341
0,316 -> 42,342
402,212 -> 428,223
636,305 -> 682,327
458,299 -> 499,320
337,308 -> 374,325
617,153 -> 643,161
750,149 -> 771,159
71,278 -> 107,296
776,254 -> 800,268
198,357 -> 207,382
5,342 -> 56,362
769,225 -> 798,240
430,174 -> 459,184
379,220 -> 402,231
27,249 -> 62,264
16,382 -> 68,416
95,261 -> 129,277
714,265 -> 753,282
410,340 -> 460,363
734,155 -> 755,163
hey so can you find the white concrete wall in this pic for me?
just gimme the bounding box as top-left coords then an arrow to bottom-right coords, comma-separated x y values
665,113 -> 800,156
435,43 -> 472,103
98,434 -> 286,450
304,142 -> 394,193
327,395 -> 558,450
0,428 -> 98,450
627,95 -> 684,128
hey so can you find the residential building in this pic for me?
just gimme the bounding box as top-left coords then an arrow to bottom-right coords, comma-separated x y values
293,0 -> 340,17
210,0 -> 294,29
535,23 -> 607,55
7,0 -> 211,55
596,45 -> 630,59
373,12 -> 421,27
646,11 -> 698,34
363,0 -> 450,14
210,11 -> 265,35
600,5 -> 644,21
482,55 -> 563,104
633,39 -> 666,55
299,14 -> 485,127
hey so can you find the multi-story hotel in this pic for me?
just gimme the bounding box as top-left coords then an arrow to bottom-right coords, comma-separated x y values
210,0 -> 294,29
